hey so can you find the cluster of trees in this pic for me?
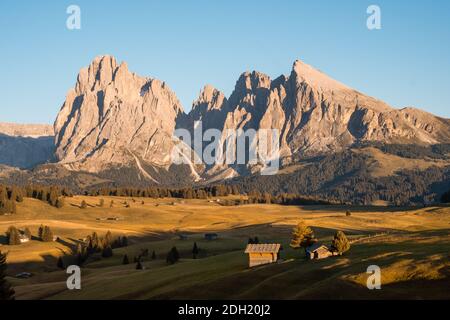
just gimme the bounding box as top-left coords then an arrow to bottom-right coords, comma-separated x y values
290,220 -> 350,255
0,184 -> 69,211
71,231 -> 128,266
5,225 -> 52,245
38,225 -> 54,242
166,247 -> 180,265
0,186 -> 21,215
86,184 -> 240,199
0,251 -> 15,300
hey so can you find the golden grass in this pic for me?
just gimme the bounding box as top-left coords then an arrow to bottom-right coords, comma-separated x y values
0,196 -> 449,300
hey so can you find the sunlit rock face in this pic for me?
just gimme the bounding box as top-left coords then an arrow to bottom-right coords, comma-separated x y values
54,55 -> 184,174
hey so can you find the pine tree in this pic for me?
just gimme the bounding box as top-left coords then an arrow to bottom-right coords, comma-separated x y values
80,200 -> 87,209
99,199 -> 105,207
6,226 -> 20,245
331,231 -> 350,255
121,236 -> 128,247
101,245 -> 113,258
123,254 -> 129,265
166,247 -> 180,265
136,260 -> 143,270
151,250 -> 156,260
55,197 -> 65,208
192,242 -> 199,259
42,226 -> 54,242
104,231 -> 113,247
57,256 -> 64,269
0,251 -> 15,300
290,221 -> 315,252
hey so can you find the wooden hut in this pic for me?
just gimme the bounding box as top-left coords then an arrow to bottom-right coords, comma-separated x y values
204,233 -> 218,241
305,243 -> 333,260
245,244 -> 281,268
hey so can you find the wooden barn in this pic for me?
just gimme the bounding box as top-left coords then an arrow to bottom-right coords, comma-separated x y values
306,243 -> 333,260
245,244 -> 281,268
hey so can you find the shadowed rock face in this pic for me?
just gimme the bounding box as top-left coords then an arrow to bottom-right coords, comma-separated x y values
186,60 -> 450,161
0,123 -> 55,169
54,55 -> 184,174
0,135 -> 55,169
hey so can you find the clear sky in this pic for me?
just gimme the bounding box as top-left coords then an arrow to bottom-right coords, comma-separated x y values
1,0 -> 449,124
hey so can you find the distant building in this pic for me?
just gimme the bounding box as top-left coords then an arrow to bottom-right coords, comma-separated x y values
245,243 -> 281,268
306,243 -> 334,260
204,233 -> 218,241
19,234 -> 30,244
178,234 -> 188,240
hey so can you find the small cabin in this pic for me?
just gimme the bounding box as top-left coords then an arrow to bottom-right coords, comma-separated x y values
306,243 -> 333,260
19,234 -> 30,244
245,243 -> 281,268
204,233 -> 218,241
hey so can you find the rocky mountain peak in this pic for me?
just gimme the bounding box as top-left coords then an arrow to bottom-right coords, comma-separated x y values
291,59 -> 350,93
54,56 -> 184,176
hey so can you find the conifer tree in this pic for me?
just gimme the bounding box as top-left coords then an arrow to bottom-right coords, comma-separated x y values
122,254 -> 129,265
331,231 -> 350,255
38,224 -> 44,239
42,226 -> 54,242
101,245 -> 113,258
0,251 -> 15,300
290,221 -> 316,252
57,256 -> 64,269
151,250 -> 156,260
192,242 -> 199,259
7,226 -> 20,245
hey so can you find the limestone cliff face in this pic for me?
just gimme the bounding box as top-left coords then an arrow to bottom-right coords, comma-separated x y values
54,55 -> 184,174
187,59 -> 450,164
51,56 -> 450,182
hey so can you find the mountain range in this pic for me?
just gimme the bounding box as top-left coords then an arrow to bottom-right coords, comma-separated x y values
1,55 -> 449,204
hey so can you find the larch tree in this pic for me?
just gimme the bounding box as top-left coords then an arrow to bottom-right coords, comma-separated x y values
290,221 -> 316,252
331,231 -> 350,255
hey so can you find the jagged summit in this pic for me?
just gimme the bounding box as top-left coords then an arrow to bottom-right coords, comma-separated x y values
291,59 -> 350,92
54,55 -> 184,174
4,55 -> 446,183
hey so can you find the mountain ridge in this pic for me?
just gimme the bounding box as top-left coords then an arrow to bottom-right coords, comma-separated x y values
1,55 -> 449,199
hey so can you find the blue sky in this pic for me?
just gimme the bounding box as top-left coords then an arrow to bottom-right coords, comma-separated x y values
0,0 -> 449,124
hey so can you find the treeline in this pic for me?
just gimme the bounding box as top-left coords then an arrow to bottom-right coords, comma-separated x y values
0,185 -> 22,214
85,185 -> 334,205
86,185 -> 240,199
0,185 -> 72,212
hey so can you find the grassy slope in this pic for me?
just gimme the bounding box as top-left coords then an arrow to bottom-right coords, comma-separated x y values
1,196 -> 449,300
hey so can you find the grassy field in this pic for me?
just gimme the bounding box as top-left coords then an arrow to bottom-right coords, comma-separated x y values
0,196 -> 449,300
